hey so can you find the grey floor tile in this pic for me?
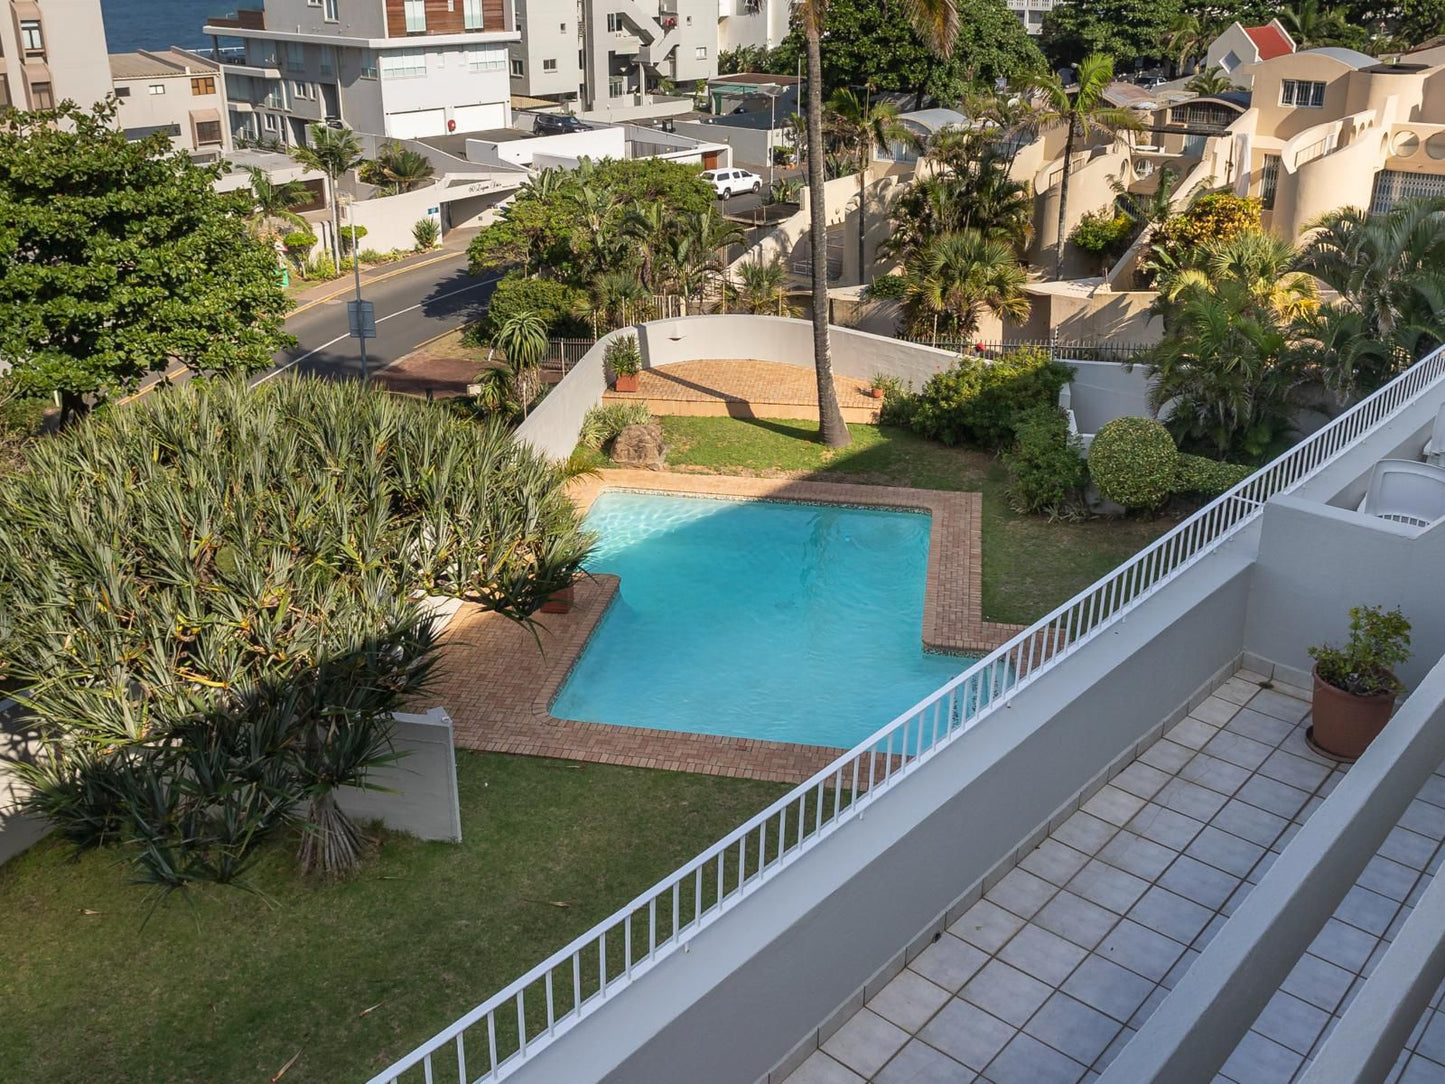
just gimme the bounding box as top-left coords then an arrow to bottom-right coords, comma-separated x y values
1021,839 -> 1093,887
1246,849 -> 1279,884
1418,774 -> 1445,810
1336,884 -> 1403,937
1068,859 -> 1150,914
1062,955 -> 1156,1024
952,900 -> 1026,953
1360,855 -> 1423,902
1140,738 -> 1195,775
1025,992 -> 1123,1066
1403,799 -> 1445,842
961,960 -> 1053,1028
985,1033 -> 1088,1084
1381,826 -> 1439,871
1193,912 -> 1227,950
1167,716 -> 1219,749
871,969 -> 953,1032
1253,991 -> 1329,1055
1211,798 -> 1288,847
1310,917 -> 1379,972
1158,854 -> 1240,910
1202,729 -> 1275,771
1180,752 -> 1251,797
986,868 -> 1058,921
1280,724 -> 1336,767
1034,891 -> 1121,951
875,1039 -> 975,1084
786,1051 -> 865,1084
1186,825 -> 1266,878
1160,947 -> 1201,989
1128,885 -> 1214,944
1246,688 -> 1311,724
1093,1026 -> 1136,1071
919,997 -> 1016,1072
1054,811 -> 1118,856
1081,785 -> 1147,828
1401,1056 -> 1445,1083
1223,706 -> 1295,747
1097,920 -> 1186,983
999,924 -> 1087,987
1099,831 -> 1177,881
1219,1032 -> 1303,1084
912,933 -> 990,992
1156,778 -> 1229,822
1415,1009 -> 1445,1065
1128,984 -> 1169,1029
1111,761 -> 1172,802
1189,696 -> 1241,726
1258,748 -> 1331,792
1235,774 -> 1311,819
1128,803 -> 1206,850
821,1008 -> 910,1078
1281,953 -> 1355,1013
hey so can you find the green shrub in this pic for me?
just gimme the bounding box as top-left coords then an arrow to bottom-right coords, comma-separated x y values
413,217 -> 440,250
282,230 -> 317,256
1309,605 -> 1412,697
1070,209 -> 1134,266
910,347 -> 1074,449
486,272 -> 588,338
1004,408 -> 1087,514
878,387 -> 920,428
338,224 -> 367,254
578,401 -> 652,450
605,334 -> 641,377
461,322 -> 490,349
358,248 -> 388,264
1174,453 -> 1253,498
306,254 -> 337,279
1088,416 -> 1179,509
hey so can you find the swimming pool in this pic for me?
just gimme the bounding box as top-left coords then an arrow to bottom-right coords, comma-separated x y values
551,491 -> 974,749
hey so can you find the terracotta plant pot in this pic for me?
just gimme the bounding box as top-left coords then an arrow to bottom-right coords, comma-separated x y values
869,387 -> 885,399
1309,665 -> 1397,759
540,584 -> 574,614
613,373 -> 639,393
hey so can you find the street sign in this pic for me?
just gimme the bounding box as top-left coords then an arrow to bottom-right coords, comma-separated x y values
347,299 -> 376,340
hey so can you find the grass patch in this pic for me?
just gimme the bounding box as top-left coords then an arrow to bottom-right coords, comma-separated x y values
0,751 -> 786,1084
584,416 -> 1171,625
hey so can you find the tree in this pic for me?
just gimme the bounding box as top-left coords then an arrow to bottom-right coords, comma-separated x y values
1159,230 -> 1317,322
1033,54 -> 1144,278
4,376 -> 590,886
826,88 -> 913,284
731,256 -> 798,315
292,123 -> 364,265
876,229 -> 1030,341
361,141 -> 437,194
1166,12 -> 1213,74
1041,0 -> 1182,67
586,271 -> 653,332
1142,191 -> 1262,284
494,310 -> 550,416
0,100 -> 292,423
1185,65 -> 1239,95
245,166 -> 310,236
1279,0 -> 1362,47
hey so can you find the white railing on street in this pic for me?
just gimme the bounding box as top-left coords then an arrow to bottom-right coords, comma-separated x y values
368,345 -> 1445,1084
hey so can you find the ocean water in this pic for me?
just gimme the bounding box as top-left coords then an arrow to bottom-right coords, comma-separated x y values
102,0 -> 230,53
551,492 -> 974,749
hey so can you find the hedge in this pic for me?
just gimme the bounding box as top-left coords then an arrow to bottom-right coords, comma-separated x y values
910,347 -> 1075,449
1089,416 -> 1179,509
1175,453 -> 1253,497
1004,408 -> 1087,513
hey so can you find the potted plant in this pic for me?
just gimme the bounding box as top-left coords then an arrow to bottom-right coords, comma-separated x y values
1307,604 -> 1412,759
867,373 -> 891,399
541,580 -> 575,614
606,334 -> 642,393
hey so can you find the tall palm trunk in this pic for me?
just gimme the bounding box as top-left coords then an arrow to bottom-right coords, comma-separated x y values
1053,116 -> 1077,279
805,25 -> 850,448
856,163 -> 867,288
329,173 -> 342,266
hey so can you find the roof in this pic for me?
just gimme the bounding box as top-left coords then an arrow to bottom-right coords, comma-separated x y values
1243,22 -> 1294,61
1104,82 -> 1158,107
896,107 -> 966,134
708,72 -> 800,88
109,48 -> 217,80
1304,46 -> 1379,69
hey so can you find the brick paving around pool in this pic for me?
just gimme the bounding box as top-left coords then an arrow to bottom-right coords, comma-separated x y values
602,360 -> 883,423
423,471 -> 1024,784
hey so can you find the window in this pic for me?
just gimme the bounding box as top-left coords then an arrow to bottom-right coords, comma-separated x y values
606,13 -> 620,30
320,46 -> 334,74
191,76 -> 216,95
542,58 -> 557,71
307,0 -> 320,6
1259,153 -> 1281,210
115,85 -> 132,98
31,82 -> 53,108
1280,79 -> 1326,108
467,46 -> 506,71
20,21 -> 43,51
286,42 -> 305,69
512,58 -> 524,75
685,14 -> 691,23
1,80 -> 14,111
324,0 -> 339,20
694,45 -> 707,59
464,0 -> 484,28
262,112 -> 279,131
404,0 -> 426,32
195,119 -> 222,144
149,83 -> 166,95
380,48 -> 427,78
293,80 -> 310,97
559,21 -> 566,31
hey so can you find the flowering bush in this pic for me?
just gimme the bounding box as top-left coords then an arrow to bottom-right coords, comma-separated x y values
1149,193 -> 1261,270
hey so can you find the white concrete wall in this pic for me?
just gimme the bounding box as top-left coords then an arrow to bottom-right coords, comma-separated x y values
514,327 -> 633,461
0,699 -> 48,867
1060,359 -> 1158,436
336,707 -> 463,843
380,48 -> 512,137
673,119 -> 774,167
468,126 -> 626,167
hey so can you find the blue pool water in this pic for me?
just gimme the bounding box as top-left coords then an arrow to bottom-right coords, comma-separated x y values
551,492 -> 974,748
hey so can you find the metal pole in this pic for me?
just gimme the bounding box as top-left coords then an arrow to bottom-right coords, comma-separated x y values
349,198 -> 368,380
768,88 -> 776,195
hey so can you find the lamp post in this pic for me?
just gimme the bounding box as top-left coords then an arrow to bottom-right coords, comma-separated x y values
349,198 -> 368,380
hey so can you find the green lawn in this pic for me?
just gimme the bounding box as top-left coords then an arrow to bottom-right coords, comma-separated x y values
578,416 -> 1171,625
0,751 -> 786,1084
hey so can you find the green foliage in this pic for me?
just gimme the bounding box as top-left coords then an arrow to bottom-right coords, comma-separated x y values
307,253 -> 338,279
1070,208 -> 1135,263
412,217 -> 440,250
1173,453 -> 1253,497
282,229 -> 318,255
911,347 -> 1074,449
1148,193 -> 1263,273
1004,408 -> 1087,514
891,229 -> 1031,340
0,100 -> 293,419
1041,0 -> 1182,66
338,223 -> 368,254
1309,605 -> 1412,697
605,334 -> 642,377
1088,416 -> 1179,510
578,401 -> 653,450
486,272 -> 588,338
870,373 -> 905,396
1,377 -> 590,887
361,141 -> 436,194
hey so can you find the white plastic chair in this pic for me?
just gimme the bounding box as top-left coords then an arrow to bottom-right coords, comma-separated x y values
1361,459 -> 1445,527
1422,402 -> 1445,468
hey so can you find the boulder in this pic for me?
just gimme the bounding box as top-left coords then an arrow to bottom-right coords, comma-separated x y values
610,420 -> 665,468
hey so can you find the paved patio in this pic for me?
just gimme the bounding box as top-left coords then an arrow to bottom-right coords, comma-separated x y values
782,671 -> 1445,1084
603,360 -> 882,423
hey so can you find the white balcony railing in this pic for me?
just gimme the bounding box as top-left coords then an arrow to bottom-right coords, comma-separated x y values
367,342 -> 1445,1084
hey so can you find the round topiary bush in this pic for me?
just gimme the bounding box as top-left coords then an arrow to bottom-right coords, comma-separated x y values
1089,416 -> 1179,510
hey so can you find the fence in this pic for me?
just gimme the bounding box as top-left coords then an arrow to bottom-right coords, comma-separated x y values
538,339 -> 596,378
369,344 -> 1445,1084
900,337 -> 1154,363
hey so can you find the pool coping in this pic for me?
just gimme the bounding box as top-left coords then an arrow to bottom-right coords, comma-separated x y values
427,471 -> 1024,784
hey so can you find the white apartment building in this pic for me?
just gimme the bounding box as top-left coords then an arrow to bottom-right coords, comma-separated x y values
1004,0 -> 1061,36
204,0 -> 518,144
110,49 -> 229,154
0,0 -> 110,112
507,0 -> 718,114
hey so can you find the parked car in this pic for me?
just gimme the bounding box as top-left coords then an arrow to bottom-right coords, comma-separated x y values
532,113 -> 591,135
701,167 -> 762,199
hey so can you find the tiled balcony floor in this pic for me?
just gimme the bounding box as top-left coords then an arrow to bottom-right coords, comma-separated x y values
783,670 -> 1445,1084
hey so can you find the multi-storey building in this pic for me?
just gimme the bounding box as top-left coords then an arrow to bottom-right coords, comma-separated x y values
204,0 -> 518,144
507,0 -> 717,115
1004,0 -> 1061,36
110,49 -> 228,155
0,0 -> 110,113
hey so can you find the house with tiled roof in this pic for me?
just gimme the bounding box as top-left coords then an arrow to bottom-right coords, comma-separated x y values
1207,18 -> 1297,74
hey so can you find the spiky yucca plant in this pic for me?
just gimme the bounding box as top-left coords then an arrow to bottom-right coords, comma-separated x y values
0,377 -> 591,888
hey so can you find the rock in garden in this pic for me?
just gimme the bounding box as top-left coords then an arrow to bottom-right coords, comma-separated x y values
610,421 -> 665,468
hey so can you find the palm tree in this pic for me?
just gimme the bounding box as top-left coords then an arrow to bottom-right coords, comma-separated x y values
291,124 -> 364,266
1112,165 -> 1180,232
1280,0 -> 1358,47
244,166 -> 310,238
622,202 -> 672,291
896,229 -> 1030,343
586,271 -> 652,333
825,88 -> 913,285
1166,13 -> 1212,75
494,310 -> 550,418
663,210 -> 743,312
732,256 -> 797,316
380,145 -> 436,193
1159,230 -> 1318,322
1185,66 -> 1238,96
1033,54 -> 1144,279
796,0 -> 959,449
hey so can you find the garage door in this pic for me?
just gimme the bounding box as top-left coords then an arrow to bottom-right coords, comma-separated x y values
386,108 -> 446,139
451,103 -> 506,133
